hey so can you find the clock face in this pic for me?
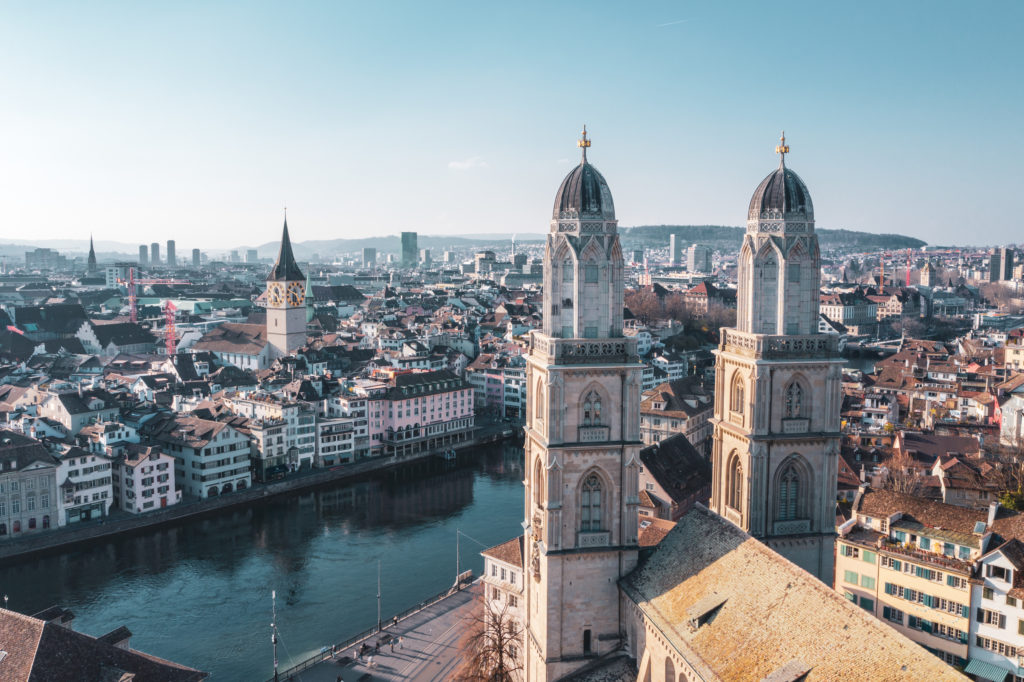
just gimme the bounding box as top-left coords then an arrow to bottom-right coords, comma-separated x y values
286,281 -> 305,307
267,282 -> 284,306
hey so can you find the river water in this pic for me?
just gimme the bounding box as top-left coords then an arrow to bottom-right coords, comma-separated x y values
0,443 -> 525,682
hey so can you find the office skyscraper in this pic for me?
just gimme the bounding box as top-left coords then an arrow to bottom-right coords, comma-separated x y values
150,242 -> 160,265
401,231 -> 418,267
166,240 -> 176,267
669,233 -> 682,265
138,245 -> 148,265
362,247 -> 376,266
192,248 -> 201,268
688,243 -> 712,273
246,249 -> 259,263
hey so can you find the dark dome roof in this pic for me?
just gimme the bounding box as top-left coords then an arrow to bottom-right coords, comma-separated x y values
552,160 -> 615,220
748,164 -> 813,220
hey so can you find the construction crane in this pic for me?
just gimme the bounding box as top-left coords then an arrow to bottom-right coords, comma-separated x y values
164,300 -> 177,355
117,267 -> 190,323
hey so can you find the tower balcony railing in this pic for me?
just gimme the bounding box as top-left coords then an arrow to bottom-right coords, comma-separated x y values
530,334 -> 638,365
720,329 -> 838,359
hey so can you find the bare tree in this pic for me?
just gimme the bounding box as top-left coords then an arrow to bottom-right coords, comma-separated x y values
624,289 -> 662,325
455,598 -> 523,682
882,446 -> 925,495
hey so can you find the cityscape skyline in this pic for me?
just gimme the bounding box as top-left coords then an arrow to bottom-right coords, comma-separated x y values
2,2 -> 1022,248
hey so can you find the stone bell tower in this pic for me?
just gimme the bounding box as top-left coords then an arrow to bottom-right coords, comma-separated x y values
709,134 -> 843,583
522,128 -> 643,681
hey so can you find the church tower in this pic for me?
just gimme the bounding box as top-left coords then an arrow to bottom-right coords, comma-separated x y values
523,129 -> 642,682
266,217 -> 307,358
710,134 -> 842,583
87,234 -> 98,275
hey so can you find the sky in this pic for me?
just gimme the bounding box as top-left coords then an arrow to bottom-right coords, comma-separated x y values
1,1 -> 1021,250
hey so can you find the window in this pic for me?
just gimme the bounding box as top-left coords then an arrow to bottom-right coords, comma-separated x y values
862,550 -> 876,564
508,595 -> 517,608
727,455 -> 743,511
984,587 -> 995,600
861,575 -> 876,590
730,374 -> 745,415
882,605 -> 904,624
583,629 -> 592,655
841,544 -> 860,559
943,542 -> 955,557
919,537 -> 931,551
843,591 -> 856,603
989,565 -> 1011,582
977,608 -> 1006,629
580,474 -> 602,532
959,546 -> 970,560
859,596 -> 874,611
582,392 -> 602,426
584,264 -> 598,283
777,465 -> 799,521
844,570 -> 858,585
1008,596 -> 1017,607
562,264 -> 573,282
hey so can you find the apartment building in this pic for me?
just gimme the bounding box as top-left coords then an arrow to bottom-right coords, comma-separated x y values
55,446 -> 114,526
836,488 -> 991,671
225,395 -> 316,472
480,536 -> 524,669
118,445 -> 180,513
379,370 -> 474,458
148,415 -> 251,499
639,378 -> 713,455
0,430 -> 59,538
970,538 -> 1024,679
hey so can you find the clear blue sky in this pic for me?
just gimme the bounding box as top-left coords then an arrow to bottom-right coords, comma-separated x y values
1,1 -> 1021,249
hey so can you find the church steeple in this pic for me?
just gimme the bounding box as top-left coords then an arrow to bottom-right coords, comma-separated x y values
268,215 -> 305,282
87,234 -> 98,274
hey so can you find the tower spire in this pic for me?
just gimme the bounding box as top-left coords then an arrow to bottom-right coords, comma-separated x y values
775,130 -> 789,167
268,212 -> 304,282
577,125 -> 591,163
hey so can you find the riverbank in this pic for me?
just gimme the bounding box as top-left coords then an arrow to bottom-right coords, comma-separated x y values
0,422 -> 518,564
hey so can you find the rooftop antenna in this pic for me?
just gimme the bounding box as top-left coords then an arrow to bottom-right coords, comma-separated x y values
271,590 -> 279,682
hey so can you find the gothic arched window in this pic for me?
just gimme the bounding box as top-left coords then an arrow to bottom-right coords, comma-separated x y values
730,373 -> 745,415
580,474 -> 602,532
582,391 -> 602,426
533,379 -> 544,428
727,454 -> 743,511
534,458 -> 544,508
784,382 -> 803,419
778,465 -> 800,521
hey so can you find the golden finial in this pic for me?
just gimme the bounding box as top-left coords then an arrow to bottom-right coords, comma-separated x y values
577,125 -> 591,161
775,130 -> 789,165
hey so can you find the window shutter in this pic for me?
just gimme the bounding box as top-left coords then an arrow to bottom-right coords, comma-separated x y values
1000,614 -> 1007,629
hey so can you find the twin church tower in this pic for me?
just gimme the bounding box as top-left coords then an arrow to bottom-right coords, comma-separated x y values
522,130 -> 839,680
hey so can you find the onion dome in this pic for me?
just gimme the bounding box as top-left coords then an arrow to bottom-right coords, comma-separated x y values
748,132 -> 813,221
552,127 -> 616,220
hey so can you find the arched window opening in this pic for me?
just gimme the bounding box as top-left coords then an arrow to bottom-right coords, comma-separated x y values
580,474 -> 602,532
665,658 -> 676,682
727,455 -> 743,511
582,391 -> 602,426
778,465 -> 800,521
785,382 -> 803,419
731,373 -> 745,415
534,458 -> 544,508
533,380 -> 545,428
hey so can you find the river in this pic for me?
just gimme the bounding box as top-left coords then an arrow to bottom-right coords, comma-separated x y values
0,442 -> 525,681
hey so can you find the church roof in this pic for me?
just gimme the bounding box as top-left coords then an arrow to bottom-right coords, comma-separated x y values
748,164 -> 813,220
620,505 -> 964,681
267,219 -> 305,282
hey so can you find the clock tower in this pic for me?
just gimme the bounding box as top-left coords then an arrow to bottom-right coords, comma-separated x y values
266,216 -> 307,358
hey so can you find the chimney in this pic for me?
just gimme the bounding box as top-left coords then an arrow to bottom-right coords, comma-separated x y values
859,465 -> 866,483
988,501 -> 1000,528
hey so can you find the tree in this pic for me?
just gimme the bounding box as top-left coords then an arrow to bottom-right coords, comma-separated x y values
624,289 -> 662,325
455,598 -> 522,682
882,446 -> 925,496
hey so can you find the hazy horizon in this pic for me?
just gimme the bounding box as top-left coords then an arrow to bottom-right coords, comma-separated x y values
2,2 -> 1021,249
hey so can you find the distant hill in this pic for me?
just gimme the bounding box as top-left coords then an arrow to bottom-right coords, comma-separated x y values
620,225 -> 926,251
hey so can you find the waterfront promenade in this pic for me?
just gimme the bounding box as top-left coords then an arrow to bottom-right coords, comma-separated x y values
0,420 -> 516,563
279,582 -> 480,682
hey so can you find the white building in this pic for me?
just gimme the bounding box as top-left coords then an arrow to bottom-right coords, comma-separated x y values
224,395 -> 316,472
118,445 -> 181,513
149,415 -> 251,499
55,446 -> 114,526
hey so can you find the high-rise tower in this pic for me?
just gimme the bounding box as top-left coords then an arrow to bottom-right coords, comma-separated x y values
87,235 -> 98,274
265,217 -> 307,358
523,128 -> 642,681
709,134 -> 842,583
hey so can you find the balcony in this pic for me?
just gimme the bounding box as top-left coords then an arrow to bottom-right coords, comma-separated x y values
577,531 -> 610,548
578,426 -> 610,443
773,519 -> 810,535
879,539 -> 972,573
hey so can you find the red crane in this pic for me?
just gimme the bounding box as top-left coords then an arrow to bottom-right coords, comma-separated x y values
117,267 -> 190,323
164,300 -> 177,355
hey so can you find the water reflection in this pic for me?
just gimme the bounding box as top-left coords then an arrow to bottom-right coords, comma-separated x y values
0,442 -> 525,682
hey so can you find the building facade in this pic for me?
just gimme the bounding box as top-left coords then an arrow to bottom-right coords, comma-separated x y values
523,129 -> 643,681
709,136 -> 842,583
401,231 -> 418,267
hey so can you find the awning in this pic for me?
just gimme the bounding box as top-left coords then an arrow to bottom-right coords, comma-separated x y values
964,658 -> 1012,682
